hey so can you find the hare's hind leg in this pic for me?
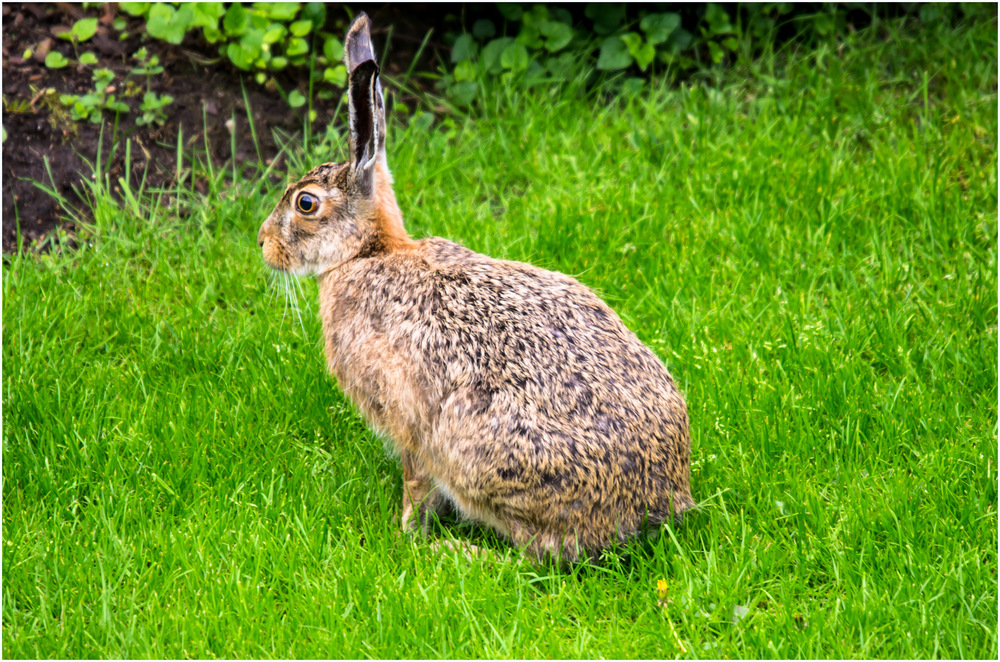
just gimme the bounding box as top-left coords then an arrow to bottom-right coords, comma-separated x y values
400,451 -> 445,534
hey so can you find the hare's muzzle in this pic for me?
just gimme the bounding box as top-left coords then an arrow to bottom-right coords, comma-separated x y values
257,219 -> 288,271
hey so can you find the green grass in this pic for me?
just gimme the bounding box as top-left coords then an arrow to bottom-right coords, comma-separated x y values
3,14 -> 997,659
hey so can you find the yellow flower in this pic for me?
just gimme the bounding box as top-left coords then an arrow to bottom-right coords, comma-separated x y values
656,579 -> 668,601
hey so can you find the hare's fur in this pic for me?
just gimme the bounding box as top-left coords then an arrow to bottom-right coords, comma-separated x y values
258,14 -> 694,563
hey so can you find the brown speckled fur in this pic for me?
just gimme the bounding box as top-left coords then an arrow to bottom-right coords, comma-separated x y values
258,13 -> 695,563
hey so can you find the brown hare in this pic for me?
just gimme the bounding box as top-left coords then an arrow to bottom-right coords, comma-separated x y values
257,13 -> 695,563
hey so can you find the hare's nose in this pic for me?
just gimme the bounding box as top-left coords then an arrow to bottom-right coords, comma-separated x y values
257,224 -> 268,247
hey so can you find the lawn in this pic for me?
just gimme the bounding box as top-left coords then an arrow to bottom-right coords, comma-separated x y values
3,13 -> 997,659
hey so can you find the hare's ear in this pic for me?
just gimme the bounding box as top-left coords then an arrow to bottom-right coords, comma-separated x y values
345,12 -> 377,71
345,12 -> 385,197
348,59 -> 380,196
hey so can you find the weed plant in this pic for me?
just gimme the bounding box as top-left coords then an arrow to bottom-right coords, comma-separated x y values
3,14 -> 997,659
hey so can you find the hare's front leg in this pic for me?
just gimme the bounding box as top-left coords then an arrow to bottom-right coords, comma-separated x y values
400,451 -> 444,534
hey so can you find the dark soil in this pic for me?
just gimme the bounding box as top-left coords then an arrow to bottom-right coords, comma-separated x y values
1,3 -> 463,252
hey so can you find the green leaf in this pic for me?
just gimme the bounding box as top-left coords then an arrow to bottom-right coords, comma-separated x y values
191,2 -> 225,29
539,21 -> 573,52
258,2 -> 300,21
448,80 -> 478,107
240,29 -> 264,55
250,12 -> 269,31
270,56 -> 288,70
119,3 -> 150,17
226,42 -> 254,70
146,4 -> 194,45
520,5 -> 549,28
665,28 -> 693,54
453,60 -> 476,82
640,12 -> 680,45
634,42 -> 655,71
481,37 -> 513,74
113,17 -> 127,31
472,19 -> 496,40
707,40 -> 724,64
596,36 -> 632,70
287,89 -> 306,108
451,34 -> 478,63
620,32 -> 642,55
813,13 -> 834,37
79,52 -> 98,65
263,24 -> 287,44
223,3 -> 250,36
70,18 -> 99,42
514,24 -> 542,49
288,20 -> 312,37
203,25 -> 223,43
44,51 -> 69,69
323,64 -> 346,86
497,3 -> 523,21
323,36 -> 343,61
499,42 -> 529,72
704,4 -> 733,35
585,3 -> 625,35
619,32 -> 655,71
286,37 -> 308,57
552,7 -> 572,24
93,68 -> 114,92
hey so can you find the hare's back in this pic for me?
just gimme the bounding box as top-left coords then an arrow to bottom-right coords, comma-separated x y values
421,238 -> 683,423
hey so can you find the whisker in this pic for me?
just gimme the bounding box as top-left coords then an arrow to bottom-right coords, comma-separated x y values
293,286 -> 307,336
281,271 -> 290,324
266,269 -> 279,305
285,272 -> 308,337
260,264 -> 310,338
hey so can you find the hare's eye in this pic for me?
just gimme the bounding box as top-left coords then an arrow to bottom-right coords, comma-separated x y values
296,192 -> 319,214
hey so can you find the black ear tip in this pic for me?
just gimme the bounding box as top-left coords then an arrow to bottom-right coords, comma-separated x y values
347,12 -> 372,40
346,12 -> 377,69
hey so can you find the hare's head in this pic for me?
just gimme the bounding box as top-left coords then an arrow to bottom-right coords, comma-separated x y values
257,13 -> 409,276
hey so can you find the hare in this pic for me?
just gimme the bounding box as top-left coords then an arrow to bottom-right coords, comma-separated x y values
257,13 -> 695,563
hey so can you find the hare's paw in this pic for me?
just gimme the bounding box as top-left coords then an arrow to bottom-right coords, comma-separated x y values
400,478 -> 446,535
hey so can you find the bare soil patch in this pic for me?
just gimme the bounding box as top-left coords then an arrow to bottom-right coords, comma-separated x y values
1,3 -> 456,252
